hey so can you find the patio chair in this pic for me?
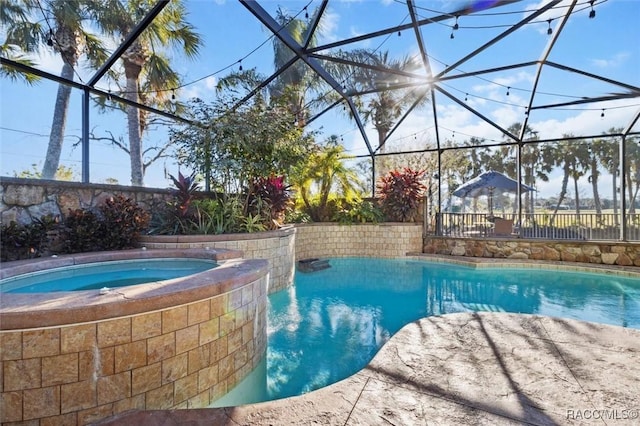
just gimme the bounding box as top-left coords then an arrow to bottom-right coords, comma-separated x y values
492,218 -> 515,236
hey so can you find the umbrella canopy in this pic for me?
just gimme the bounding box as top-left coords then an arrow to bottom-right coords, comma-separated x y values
453,170 -> 535,214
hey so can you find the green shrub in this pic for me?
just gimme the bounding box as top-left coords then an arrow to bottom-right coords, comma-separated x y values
60,196 -> 150,253
0,215 -> 59,261
377,168 -> 426,222
60,208 -> 104,254
334,199 -> 384,224
99,195 -> 151,249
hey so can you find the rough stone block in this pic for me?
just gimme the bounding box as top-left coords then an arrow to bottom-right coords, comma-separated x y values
114,340 -> 147,373
4,358 -> 41,391
162,306 -> 188,334
23,328 -> 60,358
60,379 -> 96,413
98,318 -> 131,348
132,312 -> 162,341
147,332 -> 175,364
61,324 -> 96,353
23,385 -> 60,420
42,353 -> 78,386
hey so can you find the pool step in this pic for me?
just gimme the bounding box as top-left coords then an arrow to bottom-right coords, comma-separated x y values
297,258 -> 331,273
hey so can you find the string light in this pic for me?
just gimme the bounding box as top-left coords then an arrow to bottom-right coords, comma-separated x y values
450,31 -> 455,39
171,89 -> 176,100
547,19 -> 553,35
600,109 -> 605,118
589,1 -> 596,19
506,87 -> 510,96
464,93 -> 468,102
238,60 -> 243,71
46,29 -> 54,47
453,15 -> 459,31
304,6 -> 309,19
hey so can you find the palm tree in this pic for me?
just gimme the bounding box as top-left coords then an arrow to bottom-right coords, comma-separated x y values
351,51 -> 425,149
549,135 -> 590,224
624,135 -> 640,214
588,137 -> 609,221
600,128 -> 622,225
101,0 -> 201,186
1,0 -> 110,179
290,135 -> 361,221
270,6 -> 325,127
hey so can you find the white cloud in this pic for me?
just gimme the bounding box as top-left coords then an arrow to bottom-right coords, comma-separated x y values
590,52 -> 630,69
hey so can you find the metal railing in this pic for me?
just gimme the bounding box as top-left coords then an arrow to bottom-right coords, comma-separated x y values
434,212 -> 640,241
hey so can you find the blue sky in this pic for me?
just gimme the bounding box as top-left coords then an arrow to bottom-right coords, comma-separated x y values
1,0 -> 639,198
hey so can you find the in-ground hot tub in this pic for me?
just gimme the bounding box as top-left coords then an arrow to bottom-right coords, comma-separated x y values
0,248 -> 269,425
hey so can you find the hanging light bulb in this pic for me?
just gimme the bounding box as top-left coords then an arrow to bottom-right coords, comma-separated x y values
238,60 -> 243,71
589,1 -> 596,18
547,19 -> 553,35
506,86 -> 510,96
450,31 -> 455,39
453,15 -> 459,31
464,93 -> 468,102
601,109 -> 605,118
171,89 -> 176,100
47,29 -> 54,47
398,31 -> 401,37
304,6 -> 309,19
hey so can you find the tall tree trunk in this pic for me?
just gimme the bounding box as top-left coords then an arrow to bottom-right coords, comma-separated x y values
590,158 -> 602,220
125,75 -> 144,186
573,174 -> 581,222
612,171 -> 618,226
551,166 -> 570,225
42,63 -> 74,179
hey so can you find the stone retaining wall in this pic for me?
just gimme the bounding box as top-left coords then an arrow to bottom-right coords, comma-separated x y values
0,177 -> 172,224
424,237 -> 640,266
295,223 -> 423,260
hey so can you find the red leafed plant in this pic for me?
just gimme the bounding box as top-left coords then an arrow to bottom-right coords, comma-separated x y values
376,167 -> 426,222
250,175 -> 292,228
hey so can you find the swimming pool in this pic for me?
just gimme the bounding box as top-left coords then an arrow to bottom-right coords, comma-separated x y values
211,257 -> 640,407
0,258 -> 218,293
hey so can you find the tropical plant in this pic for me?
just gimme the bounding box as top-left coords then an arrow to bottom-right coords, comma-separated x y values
334,199 -> 384,224
290,136 -> 362,221
172,94 -> 314,196
99,0 -> 202,186
377,167 -> 426,222
0,215 -> 59,261
99,195 -> 150,249
331,49 -> 429,179
249,175 -> 292,229
60,208 -> 104,253
169,171 -> 200,218
1,0 -> 111,179
270,6 -> 326,127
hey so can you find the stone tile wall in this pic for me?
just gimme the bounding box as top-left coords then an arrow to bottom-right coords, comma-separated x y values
0,275 -> 268,425
424,237 -> 640,266
294,223 -> 423,260
0,177 -> 172,225
139,227 -> 295,294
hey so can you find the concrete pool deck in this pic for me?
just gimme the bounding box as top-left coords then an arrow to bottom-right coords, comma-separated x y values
97,312 -> 640,425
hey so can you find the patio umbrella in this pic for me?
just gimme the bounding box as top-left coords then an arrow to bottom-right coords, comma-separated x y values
452,170 -> 535,215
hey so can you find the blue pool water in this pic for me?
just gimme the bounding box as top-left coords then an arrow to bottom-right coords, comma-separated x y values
0,258 -> 217,293
212,257 -> 640,407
